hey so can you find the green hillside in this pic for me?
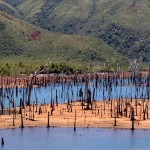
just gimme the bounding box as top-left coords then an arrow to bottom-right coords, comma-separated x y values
0,11 -> 127,68
0,0 -> 21,17
2,0 -> 149,62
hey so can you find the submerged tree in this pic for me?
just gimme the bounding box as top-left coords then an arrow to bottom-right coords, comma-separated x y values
85,89 -> 92,110
27,60 -> 51,106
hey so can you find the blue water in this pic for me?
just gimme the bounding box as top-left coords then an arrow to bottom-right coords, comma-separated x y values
0,127 -> 150,150
1,80 -> 149,108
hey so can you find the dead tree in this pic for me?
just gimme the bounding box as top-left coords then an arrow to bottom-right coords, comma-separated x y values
47,112 -> 50,128
5,87 -> 14,115
27,61 -> 50,106
74,110 -> 77,131
18,98 -> 24,128
79,88 -> 83,109
100,105 -> 102,118
131,106 -> 135,130
143,101 -> 146,120
85,89 -> 92,110
128,59 -> 142,76
32,101 -> 35,120
114,106 -> 117,126
13,101 -> 15,126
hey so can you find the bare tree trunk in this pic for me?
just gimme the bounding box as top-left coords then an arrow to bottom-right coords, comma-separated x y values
27,81 -> 33,106
47,112 -> 50,128
27,61 -> 50,106
114,107 -> 116,126
131,106 -> 134,130
33,101 -> 35,120
13,107 -> 15,126
74,110 -> 76,131
111,100 -> 113,118
101,105 -> 102,118
21,106 -> 24,128
146,104 -> 148,119
143,101 -> 146,120
135,99 -> 138,116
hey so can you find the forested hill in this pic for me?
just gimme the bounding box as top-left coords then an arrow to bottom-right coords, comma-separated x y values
1,0 -> 150,62
0,10 -> 127,68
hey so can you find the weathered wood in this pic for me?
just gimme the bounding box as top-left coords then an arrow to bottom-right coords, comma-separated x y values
74,110 -> 76,131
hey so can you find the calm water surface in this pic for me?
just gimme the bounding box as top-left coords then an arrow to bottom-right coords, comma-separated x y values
0,127 -> 150,150
3,82 -> 149,108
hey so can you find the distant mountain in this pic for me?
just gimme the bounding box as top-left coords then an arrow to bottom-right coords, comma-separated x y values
2,0 -> 150,62
0,11 -> 126,66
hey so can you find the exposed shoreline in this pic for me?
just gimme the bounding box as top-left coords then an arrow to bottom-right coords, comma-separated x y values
1,100 -> 150,130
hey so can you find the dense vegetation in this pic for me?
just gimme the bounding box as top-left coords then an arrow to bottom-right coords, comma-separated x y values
2,0 -> 149,62
0,61 -> 89,75
0,11 -> 128,75
0,0 -> 149,76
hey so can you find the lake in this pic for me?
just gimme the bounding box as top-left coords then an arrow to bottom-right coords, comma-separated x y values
2,79 -> 149,108
0,127 -> 150,150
